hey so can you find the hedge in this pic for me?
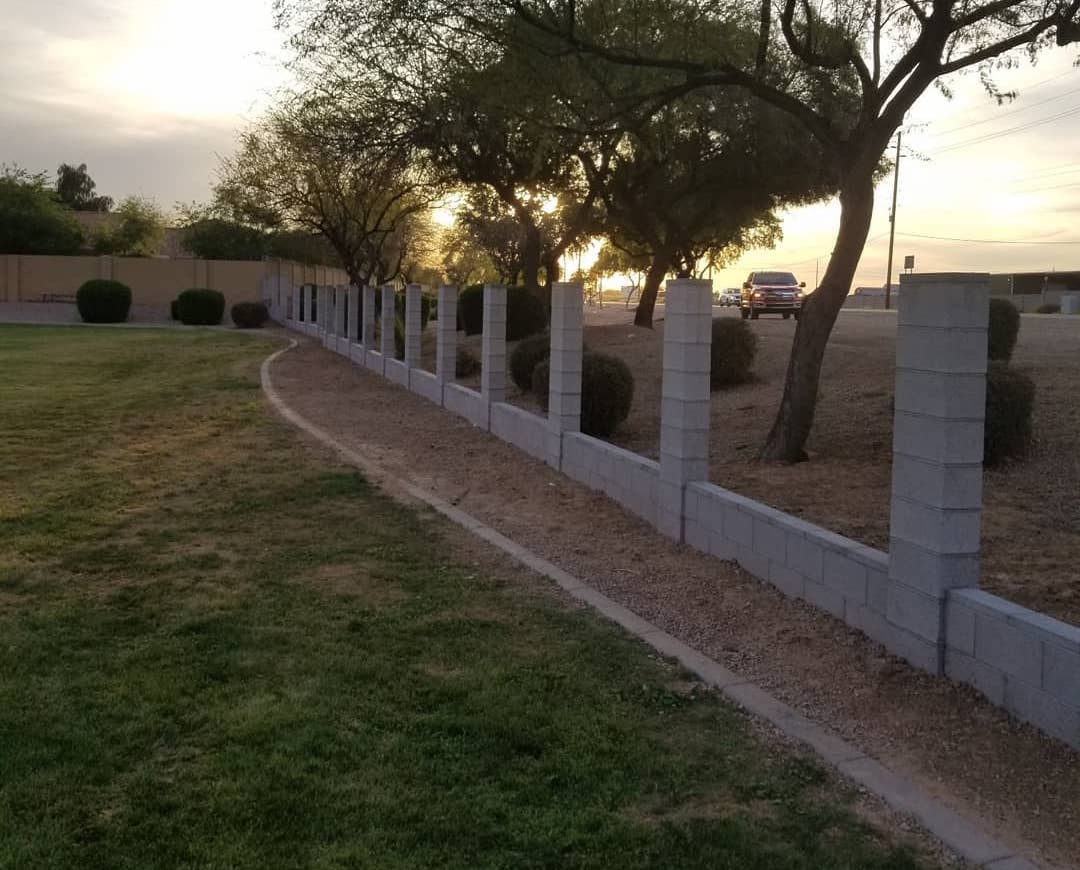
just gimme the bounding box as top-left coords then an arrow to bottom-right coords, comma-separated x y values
457,285 -> 548,340
534,351 -> 634,437
984,362 -> 1035,467
231,301 -> 269,329
988,298 -> 1020,361
710,318 -> 758,389
177,288 -> 226,326
76,279 -> 131,324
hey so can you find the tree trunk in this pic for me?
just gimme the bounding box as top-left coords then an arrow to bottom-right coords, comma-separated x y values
520,225 -> 542,292
760,172 -> 876,462
634,254 -> 670,328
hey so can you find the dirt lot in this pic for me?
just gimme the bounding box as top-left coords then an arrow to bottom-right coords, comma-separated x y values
273,337 -> 1080,869
481,309 -> 1079,628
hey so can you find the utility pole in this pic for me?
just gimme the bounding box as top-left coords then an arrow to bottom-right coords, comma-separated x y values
884,130 -> 901,311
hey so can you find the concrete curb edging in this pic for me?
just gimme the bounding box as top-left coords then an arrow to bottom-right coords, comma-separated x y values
260,339 -> 1044,870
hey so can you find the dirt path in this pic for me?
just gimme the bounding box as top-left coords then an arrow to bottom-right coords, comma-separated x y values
272,335 -> 1080,870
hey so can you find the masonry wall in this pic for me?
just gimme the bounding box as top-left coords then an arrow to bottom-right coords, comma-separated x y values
945,589 -> 1080,745
282,276 -> 1079,750
561,433 -> 659,527
490,403 -> 548,463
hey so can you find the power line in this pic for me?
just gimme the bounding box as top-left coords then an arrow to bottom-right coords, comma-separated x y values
905,68 -> 1079,128
931,104 -> 1080,154
931,85 -> 1080,136
1012,179 -> 1080,194
897,231 -> 1080,245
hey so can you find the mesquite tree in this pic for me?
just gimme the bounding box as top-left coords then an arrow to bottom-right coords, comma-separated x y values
491,0 -> 1080,459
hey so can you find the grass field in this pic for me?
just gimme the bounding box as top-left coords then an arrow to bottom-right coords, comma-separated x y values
0,326 -> 932,869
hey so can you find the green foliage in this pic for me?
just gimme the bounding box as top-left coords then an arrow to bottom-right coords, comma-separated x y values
55,163 -> 112,212
535,351 -> 634,437
455,346 -> 481,378
1036,303 -> 1060,314
92,196 -> 166,257
182,218 -> 269,260
231,301 -> 270,329
988,298 -> 1020,362
507,286 -> 548,340
710,318 -> 758,389
177,288 -> 226,326
509,333 -> 550,391
458,285 -> 547,339
984,362 -> 1035,467
0,168 -> 84,255
458,284 -> 485,335
75,279 -> 132,324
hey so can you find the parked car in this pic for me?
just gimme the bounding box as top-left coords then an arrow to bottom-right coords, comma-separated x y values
740,271 -> 806,320
719,288 -> 741,307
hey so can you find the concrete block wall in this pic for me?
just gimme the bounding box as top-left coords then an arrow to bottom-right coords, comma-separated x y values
946,589 -> 1080,746
385,357 -> 409,387
685,482 -> 890,636
490,403 -> 548,463
409,369 -> 443,405
561,433 -> 659,526
281,275 -> 1080,750
444,383 -> 490,429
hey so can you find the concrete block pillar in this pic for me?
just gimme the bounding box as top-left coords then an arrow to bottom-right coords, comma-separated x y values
346,286 -> 359,342
405,284 -> 423,368
481,283 -> 507,402
657,279 -> 713,540
380,285 -> 396,357
546,282 -> 584,468
436,285 -> 458,382
887,272 -> 990,674
362,285 -> 376,347
333,286 -> 346,337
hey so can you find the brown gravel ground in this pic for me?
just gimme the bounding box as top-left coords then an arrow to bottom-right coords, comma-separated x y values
496,310 -> 1079,628
274,334 -> 1079,870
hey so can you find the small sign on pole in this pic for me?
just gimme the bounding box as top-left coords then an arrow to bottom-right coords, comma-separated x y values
903,254 -> 915,272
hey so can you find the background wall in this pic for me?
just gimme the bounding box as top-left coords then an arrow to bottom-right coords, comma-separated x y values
0,255 -> 348,310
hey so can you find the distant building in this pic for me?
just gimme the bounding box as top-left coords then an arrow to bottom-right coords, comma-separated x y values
990,271 -> 1080,296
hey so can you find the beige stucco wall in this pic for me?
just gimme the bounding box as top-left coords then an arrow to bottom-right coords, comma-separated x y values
0,256 -> 348,309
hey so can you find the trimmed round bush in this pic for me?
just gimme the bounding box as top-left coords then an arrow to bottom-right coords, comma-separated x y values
458,284 -> 484,335
1036,303 -> 1061,314
710,318 -> 758,389
177,288 -> 226,325
507,287 -> 548,340
231,301 -> 269,329
534,351 -> 634,438
170,298 -> 180,321
510,333 -> 550,392
984,362 -> 1035,467
76,279 -> 131,324
988,298 -> 1020,361
457,285 -> 548,340
456,346 -> 481,378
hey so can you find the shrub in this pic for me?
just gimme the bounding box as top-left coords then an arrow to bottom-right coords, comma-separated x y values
509,333 -> 551,392
1036,303 -> 1060,314
231,301 -> 269,329
710,318 -> 758,389
988,298 -> 1020,361
458,284 -> 484,335
457,284 -> 548,340
534,351 -> 634,438
456,346 -> 481,378
393,292 -> 433,330
393,317 -> 405,359
176,288 -> 226,325
170,298 -> 180,321
507,287 -> 548,340
75,279 -> 131,324
984,362 -> 1035,467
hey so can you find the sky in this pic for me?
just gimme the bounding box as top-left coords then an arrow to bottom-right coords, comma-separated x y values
2,0 -> 1078,288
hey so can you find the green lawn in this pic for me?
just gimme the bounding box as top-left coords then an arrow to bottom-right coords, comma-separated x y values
0,326 -> 930,869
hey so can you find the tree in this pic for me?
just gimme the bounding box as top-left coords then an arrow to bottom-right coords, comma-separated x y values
217,97 -> 438,287
92,197 -> 166,256
598,90 -> 835,326
440,222 -> 501,286
589,241 -> 651,305
0,167 -> 84,255
56,163 -> 112,212
178,205 -> 270,260
492,0 -> 1080,458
